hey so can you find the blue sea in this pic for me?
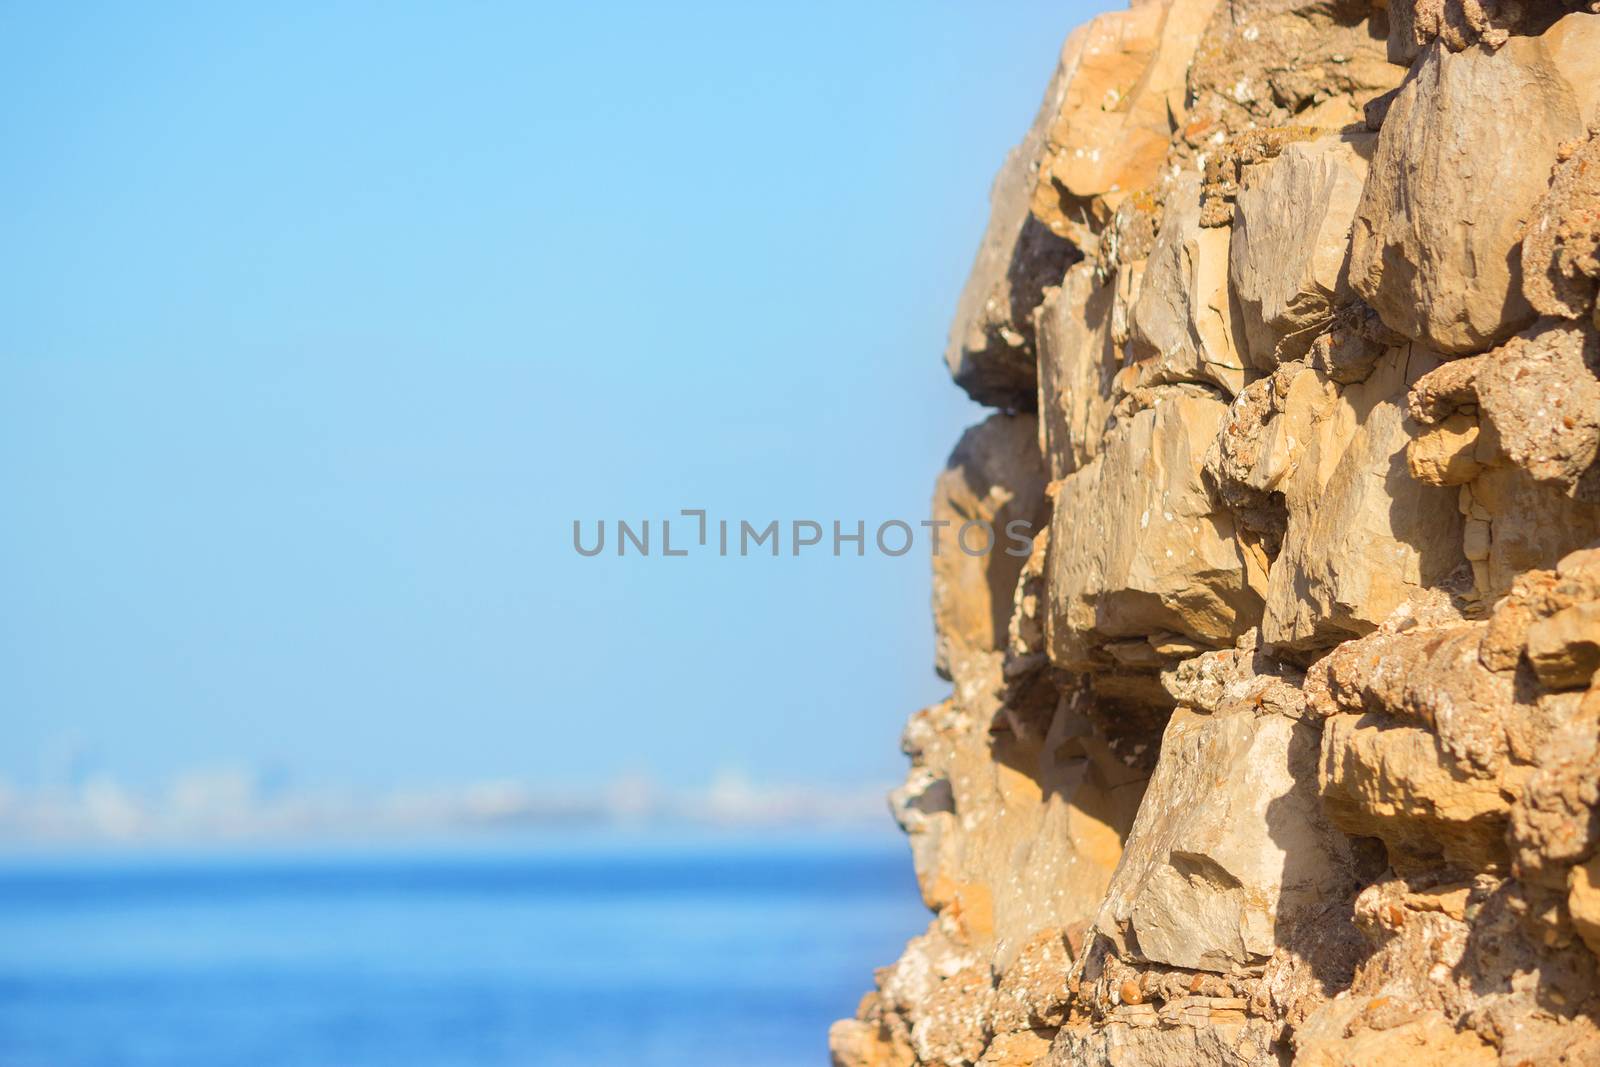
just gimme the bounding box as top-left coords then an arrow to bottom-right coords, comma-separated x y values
0,834 -> 926,1067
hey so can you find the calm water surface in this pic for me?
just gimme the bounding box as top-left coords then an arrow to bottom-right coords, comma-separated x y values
0,834 -> 926,1067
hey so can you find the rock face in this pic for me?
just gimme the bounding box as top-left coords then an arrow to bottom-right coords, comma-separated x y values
1029,0 -> 1220,249
1385,0 -> 1589,63
1229,133 -> 1373,368
1047,395 -> 1264,671
932,415 -> 1049,688
1259,346 -> 1465,651
1092,705 -> 1361,974
1127,174 -> 1244,394
833,4 -> 1600,1066
1523,124 -> 1600,324
1349,14 -> 1600,355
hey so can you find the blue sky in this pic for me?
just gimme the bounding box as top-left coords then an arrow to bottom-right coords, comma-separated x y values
0,1 -> 1109,797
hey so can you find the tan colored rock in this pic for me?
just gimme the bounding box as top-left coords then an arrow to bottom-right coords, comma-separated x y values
842,5 -> 1600,1063
1318,873 -> 1600,1065
973,1028 -> 1051,1067
1184,0 -> 1404,140
1408,387 -> 1488,487
1229,132 -> 1374,368
1051,1009 -> 1279,1065
1480,543 -> 1600,661
1479,565 -> 1562,672
1387,0 -> 1587,64
1476,318 -> 1600,500
1308,301 -> 1408,385
1202,364 -> 1303,556
1029,0 -> 1218,246
1570,854 -> 1600,960
1294,1003 -> 1499,1067
932,415 -> 1048,687
1311,624 -> 1527,870
1406,352 -> 1483,424
831,1006 -> 917,1067
1108,259 -> 1144,378
1350,15 -> 1600,354
1320,714 -> 1512,871
1524,124 -> 1600,322
877,921 -> 984,1023
1092,706 -> 1361,973
1404,324 -> 1600,519
1047,394 -> 1265,670
1509,691 -> 1600,886
1035,263 -> 1118,482
1159,640 -> 1308,718
1457,439 -> 1600,597
1125,174 -> 1244,395
988,928 -> 1072,1035
1198,127 -> 1325,230
911,964 -> 993,1066
945,42 -> 1082,410
893,665 -> 1147,973
1407,413 -> 1482,485
1309,624 -> 1514,760
1526,601 -> 1600,687
1005,523 -> 1051,671
1262,348 -> 1465,651
866,657 -> 1158,1064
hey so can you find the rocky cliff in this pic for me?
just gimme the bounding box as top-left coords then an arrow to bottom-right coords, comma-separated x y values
831,2 -> 1600,1064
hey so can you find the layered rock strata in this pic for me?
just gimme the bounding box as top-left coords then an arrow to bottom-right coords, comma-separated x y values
833,3 -> 1600,1064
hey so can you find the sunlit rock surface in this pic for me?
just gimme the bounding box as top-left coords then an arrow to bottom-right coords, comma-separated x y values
834,4 -> 1600,1065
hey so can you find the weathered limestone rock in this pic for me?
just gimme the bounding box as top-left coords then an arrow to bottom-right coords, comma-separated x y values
1199,128 -> 1327,231
1035,264 -> 1118,482
973,1029 -> 1051,1067
1307,302 -> 1406,385
1092,706 -> 1361,973
988,929 -> 1073,1036
1029,0 -> 1218,247
1476,318 -> 1600,499
1406,412 -> 1481,485
1158,640 -> 1308,719
892,663 -> 1148,976
1405,321 -> 1600,595
1050,1018 -> 1279,1067
1185,0 -> 1404,139
1509,712 -> 1600,891
1229,132 -> 1373,368
1523,124 -> 1600,323
1125,175 -> 1244,395
1310,624 -> 1525,871
1572,855 -> 1600,959
1460,463 -> 1600,597
1047,396 -> 1264,671
1005,524 -> 1052,678
831,1001 -> 917,1067
1350,14 -> 1600,354
1261,347 -> 1465,651
944,34 -> 1085,411
867,920 -> 992,1067
911,964 -> 994,1066
837,3 -> 1600,1064
1386,0 -> 1588,63
932,415 -> 1047,689
1294,1003 -> 1499,1067
1319,710 -> 1512,869
1527,602 -> 1600,687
